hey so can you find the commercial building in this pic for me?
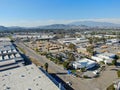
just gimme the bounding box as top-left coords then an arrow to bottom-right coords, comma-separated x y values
91,52 -> 116,64
106,39 -> 120,45
0,38 -> 24,71
0,37 -> 11,42
0,37 -> 65,90
91,56 -> 103,62
72,58 -> 97,70
0,64 -> 64,90
13,34 -> 55,40
58,38 -> 89,45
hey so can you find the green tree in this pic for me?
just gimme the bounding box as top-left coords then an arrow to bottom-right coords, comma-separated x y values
68,43 -> 76,51
81,67 -> 86,72
117,32 -> 120,42
113,55 -> 119,65
63,61 -> 69,70
101,35 -> 106,44
68,53 -> 76,62
56,55 -> 62,61
44,63 -> 49,72
88,37 -> 93,44
86,45 -> 94,56
47,43 -> 50,52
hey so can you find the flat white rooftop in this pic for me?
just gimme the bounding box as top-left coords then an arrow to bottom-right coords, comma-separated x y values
0,41 -> 15,51
0,64 -> 60,90
58,38 -> 89,45
0,37 -> 11,42
0,39 -> 24,71
75,58 -> 96,65
14,35 -> 55,39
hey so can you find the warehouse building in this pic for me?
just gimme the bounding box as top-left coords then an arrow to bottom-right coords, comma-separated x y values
0,64 -> 64,90
0,38 -> 24,71
72,58 -> 97,70
91,52 -> 116,64
58,38 -> 89,45
0,37 -> 65,90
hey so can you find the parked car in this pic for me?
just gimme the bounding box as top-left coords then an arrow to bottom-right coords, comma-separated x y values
66,81 -> 72,86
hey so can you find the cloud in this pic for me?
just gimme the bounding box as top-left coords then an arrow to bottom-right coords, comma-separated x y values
1,18 -> 120,27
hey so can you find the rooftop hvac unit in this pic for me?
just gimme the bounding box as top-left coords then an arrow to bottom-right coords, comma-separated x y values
8,50 -> 12,53
13,49 -> 17,52
10,54 -> 15,59
3,50 -> 7,54
0,56 -> 3,61
4,55 -> 9,60
15,53 -> 21,57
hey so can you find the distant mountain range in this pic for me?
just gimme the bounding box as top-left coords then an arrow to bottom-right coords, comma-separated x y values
0,26 -> 8,31
38,24 -> 89,29
69,21 -> 120,28
0,21 -> 120,31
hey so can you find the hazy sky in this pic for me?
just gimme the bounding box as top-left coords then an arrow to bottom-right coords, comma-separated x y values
0,0 -> 120,27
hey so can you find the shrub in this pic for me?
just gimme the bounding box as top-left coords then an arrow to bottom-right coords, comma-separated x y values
112,60 -> 117,66
71,70 -> 76,74
100,61 -> 105,64
40,52 -> 47,55
107,63 -> 113,66
117,70 -> 120,77
81,67 -> 86,72
106,84 -> 115,90
83,75 -> 90,78
63,62 -> 69,70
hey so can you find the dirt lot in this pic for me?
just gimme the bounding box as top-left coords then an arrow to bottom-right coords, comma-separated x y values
24,40 -> 70,53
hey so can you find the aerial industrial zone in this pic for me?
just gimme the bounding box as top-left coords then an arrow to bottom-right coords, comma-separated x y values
0,29 -> 120,90
1,0 -> 120,90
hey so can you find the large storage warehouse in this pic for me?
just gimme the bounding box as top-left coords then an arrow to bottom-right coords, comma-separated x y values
0,37 -> 24,71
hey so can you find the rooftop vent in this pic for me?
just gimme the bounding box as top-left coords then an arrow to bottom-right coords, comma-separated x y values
21,75 -> 25,77
36,83 -> 39,86
28,88 -> 32,90
6,86 -> 11,89
38,76 -> 41,78
31,67 -> 34,69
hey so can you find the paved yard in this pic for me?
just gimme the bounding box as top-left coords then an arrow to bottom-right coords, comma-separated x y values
91,66 -> 118,90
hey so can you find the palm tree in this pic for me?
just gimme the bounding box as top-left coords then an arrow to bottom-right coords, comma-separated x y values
88,37 -> 93,44
44,63 -> 49,72
101,35 -> 106,44
47,43 -> 50,52
68,53 -> 76,62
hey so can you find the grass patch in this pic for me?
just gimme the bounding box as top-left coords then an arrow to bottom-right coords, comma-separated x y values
71,70 -> 76,73
106,84 -> 115,90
